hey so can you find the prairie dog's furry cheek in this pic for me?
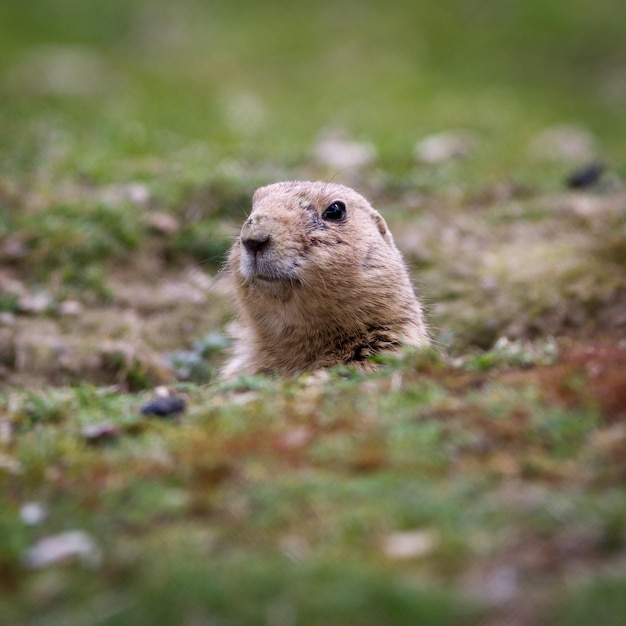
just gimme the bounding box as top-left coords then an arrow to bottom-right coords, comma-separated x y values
222,181 -> 429,377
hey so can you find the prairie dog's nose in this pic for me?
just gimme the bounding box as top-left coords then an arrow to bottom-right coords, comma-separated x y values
241,221 -> 271,255
242,233 -> 270,254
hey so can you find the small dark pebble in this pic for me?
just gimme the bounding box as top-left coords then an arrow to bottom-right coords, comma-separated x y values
566,161 -> 605,189
81,423 -> 122,444
140,396 -> 186,418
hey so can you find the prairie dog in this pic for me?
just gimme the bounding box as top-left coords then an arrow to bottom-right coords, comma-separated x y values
222,181 -> 428,377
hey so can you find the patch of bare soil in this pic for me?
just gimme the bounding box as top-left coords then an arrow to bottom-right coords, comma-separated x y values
0,264 -> 229,388
394,188 -> 626,348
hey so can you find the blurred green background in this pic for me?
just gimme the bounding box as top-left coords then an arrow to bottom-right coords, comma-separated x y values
1,0 -> 625,186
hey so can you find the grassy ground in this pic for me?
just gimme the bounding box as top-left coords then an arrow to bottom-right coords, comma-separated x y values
1,1 -> 626,624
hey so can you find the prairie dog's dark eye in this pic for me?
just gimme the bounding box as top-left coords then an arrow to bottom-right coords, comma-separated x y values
322,201 -> 346,221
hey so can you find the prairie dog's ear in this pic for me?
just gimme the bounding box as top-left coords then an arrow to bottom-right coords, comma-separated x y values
371,212 -> 394,245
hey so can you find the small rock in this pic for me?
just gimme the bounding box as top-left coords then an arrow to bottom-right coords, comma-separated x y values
382,529 -> 439,560
20,502 -> 47,525
0,419 -> 13,444
81,422 -> 122,444
313,131 -> 376,171
140,396 -> 186,418
414,131 -> 475,164
154,385 -> 173,398
279,534 -> 311,561
275,426 -> 314,451
58,300 -> 84,316
566,161 -> 605,189
0,275 -> 26,297
0,452 -> 21,474
24,530 -> 102,569
0,312 -> 15,326
101,183 -> 150,207
0,236 -> 28,260
126,183 -> 150,205
145,211 -> 181,235
17,293 -> 51,314
530,124 -> 596,162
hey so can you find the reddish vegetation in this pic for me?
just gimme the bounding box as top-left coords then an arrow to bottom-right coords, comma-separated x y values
492,336 -> 625,419
563,339 -> 626,421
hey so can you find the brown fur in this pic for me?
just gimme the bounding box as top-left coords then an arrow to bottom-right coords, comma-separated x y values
221,181 -> 428,377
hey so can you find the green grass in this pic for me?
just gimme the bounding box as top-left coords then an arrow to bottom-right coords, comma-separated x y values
3,349 -> 626,623
1,1 -> 626,623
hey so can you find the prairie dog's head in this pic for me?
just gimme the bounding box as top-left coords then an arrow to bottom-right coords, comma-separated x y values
228,181 -> 400,298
